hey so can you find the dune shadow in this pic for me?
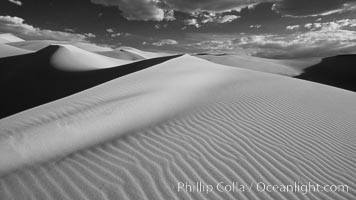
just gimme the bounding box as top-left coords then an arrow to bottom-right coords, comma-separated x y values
295,54 -> 356,92
0,45 -> 181,119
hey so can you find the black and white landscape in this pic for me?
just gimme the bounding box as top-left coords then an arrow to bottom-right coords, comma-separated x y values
1,0 -> 356,200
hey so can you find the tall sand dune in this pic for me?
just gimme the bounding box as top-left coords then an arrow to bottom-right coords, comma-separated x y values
0,55 -> 356,200
0,43 -> 33,58
7,40 -> 113,52
197,53 -> 320,76
0,33 -> 24,43
296,54 -> 356,92
0,47 -> 179,118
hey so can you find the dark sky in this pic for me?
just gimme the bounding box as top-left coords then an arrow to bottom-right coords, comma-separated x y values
1,0 -> 356,58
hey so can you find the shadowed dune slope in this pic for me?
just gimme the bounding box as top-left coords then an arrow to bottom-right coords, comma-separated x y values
296,54 -> 356,92
0,46 -> 179,119
0,55 -> 356,200
0,43 -> 33,58
0,33 -> 24,43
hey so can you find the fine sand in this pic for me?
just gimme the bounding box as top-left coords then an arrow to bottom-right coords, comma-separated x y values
1,55 -> 356,200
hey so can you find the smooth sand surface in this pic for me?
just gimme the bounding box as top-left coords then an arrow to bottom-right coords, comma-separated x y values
0,55 -> 356,200
0,43 -> 33,58
7,40 -> 113,52
197,53 -> 321,76
0,33 -> 24,43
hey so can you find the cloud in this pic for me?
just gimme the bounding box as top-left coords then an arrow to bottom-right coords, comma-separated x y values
273,0 -> 356,17
90,0 -> 272,21
152,39 -> 178,46
183,18 -> 356,58
8,0 -> 22,6
184,19 -> 201,28
106,28 -> 114,33
201,13 -> 240,24
91,0 -> 165,21
0,16 -> 93,42
186,40 -> 235,51
250,24 -> 262,28
218,15 -> 240,23
111,33 -> 121,37
90,0 -> 356,21
304,19 -> 356,31
286,25 -> 300,31
84,33 -> 96,38
237,19 -> 356,58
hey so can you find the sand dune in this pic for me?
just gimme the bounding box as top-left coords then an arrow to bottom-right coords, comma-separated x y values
296,54 -> 356,92
0,33 -> 24,43
96,49 -> 145,61
42,44 -> 132,71
197,53 -> 321,76
0,55 -> 356,200
0,46 -> 178,118
7,40 -> 113,52
0,43 -> 33,58
119,46 -> 174,59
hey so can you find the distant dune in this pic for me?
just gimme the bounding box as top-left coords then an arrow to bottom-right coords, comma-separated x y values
296,54 -> 356,92
0,43 -> 33,58
196,53 -> 321,76
119,46 -> 174,59
0,45 -> 179,118
43,44 -> 132,71
1,54 -> 356,200
7,40 -> 113,52
96,49 -> 146,61
0,33 -> 24,43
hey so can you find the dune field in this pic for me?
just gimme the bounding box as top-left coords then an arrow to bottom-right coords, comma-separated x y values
0,34 -> 356,200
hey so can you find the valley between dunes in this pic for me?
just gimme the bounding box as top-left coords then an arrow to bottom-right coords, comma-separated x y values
1,34 -> 356,200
